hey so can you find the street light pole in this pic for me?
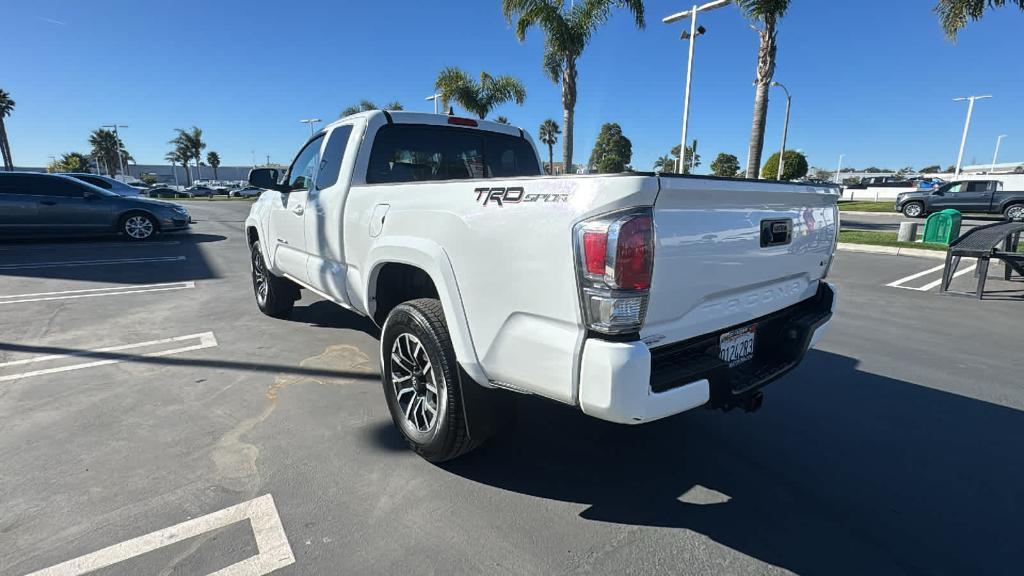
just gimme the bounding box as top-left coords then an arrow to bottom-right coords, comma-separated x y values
991,134 -> 1007,173
835,154 -> 845,184
771,81 -> 791,180
663,0 -> 730,174
299,118 -> 322,138
426,93 -> 442,115
953,95 -> 992,179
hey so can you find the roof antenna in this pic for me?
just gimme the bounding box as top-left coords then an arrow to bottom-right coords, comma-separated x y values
447,106 -> 455,116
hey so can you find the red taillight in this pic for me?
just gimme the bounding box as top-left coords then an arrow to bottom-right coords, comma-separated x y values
448,117 -> 478,127
583,231 -> 608,275
614,216 -> 653,290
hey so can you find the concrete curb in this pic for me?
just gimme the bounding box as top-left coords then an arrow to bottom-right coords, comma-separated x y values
837,243 -> 946,260
839,210 -> 900,216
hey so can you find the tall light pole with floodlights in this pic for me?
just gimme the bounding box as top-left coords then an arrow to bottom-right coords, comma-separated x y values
299,118 -> 322,137
991,134 -> 1007,173
426,93 -> 442,115
952,95 -> 991,178
835,154 -> 845,184
663,0 -> 731,174
771,81 -> 791,180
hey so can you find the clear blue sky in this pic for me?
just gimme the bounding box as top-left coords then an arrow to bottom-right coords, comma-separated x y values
3,0 -> 1023,173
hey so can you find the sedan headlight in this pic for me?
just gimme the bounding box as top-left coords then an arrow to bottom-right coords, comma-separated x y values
171,205 -> 189,214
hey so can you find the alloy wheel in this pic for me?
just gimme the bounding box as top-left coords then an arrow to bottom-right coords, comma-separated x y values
390,333 -> 442,433
124,215 -> 154,239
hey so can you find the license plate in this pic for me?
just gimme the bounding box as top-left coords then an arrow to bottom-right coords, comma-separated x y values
719,325 -> 756,367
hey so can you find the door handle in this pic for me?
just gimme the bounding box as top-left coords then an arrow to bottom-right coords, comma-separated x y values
40,200 -> 57,206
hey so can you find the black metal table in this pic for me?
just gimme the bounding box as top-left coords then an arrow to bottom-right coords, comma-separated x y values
939,221 -> 1024,299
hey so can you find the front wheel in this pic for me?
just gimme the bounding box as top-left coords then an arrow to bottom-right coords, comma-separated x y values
381,299 -> 477,462
121,213 -> 157,240
902,202 -> 925,218
250,240 -> 298,318
1005,204 -> 1024,221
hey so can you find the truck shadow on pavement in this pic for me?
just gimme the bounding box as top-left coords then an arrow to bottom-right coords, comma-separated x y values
423,350 -> 1022,575
0,233 -> 226,284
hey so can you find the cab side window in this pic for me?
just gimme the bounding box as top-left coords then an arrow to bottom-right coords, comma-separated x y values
947,183 -> 964,194
966,181 -> 990,193
287,135 -> 324,192
316,126 -> 354,190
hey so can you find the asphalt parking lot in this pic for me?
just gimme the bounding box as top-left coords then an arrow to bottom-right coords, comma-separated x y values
2,200 -> 1022,576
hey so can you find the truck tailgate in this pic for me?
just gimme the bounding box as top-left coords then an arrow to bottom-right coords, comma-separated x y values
641,177 -> 838,346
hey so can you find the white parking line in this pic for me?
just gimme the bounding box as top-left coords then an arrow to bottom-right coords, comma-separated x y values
0,240 -> 180,251
886,264 -> 946,288
0,256 -> 185,271
0,332 -> 218,382
24,494 -> 295,576
0,281 -> 195,305
916,265 -> 977,292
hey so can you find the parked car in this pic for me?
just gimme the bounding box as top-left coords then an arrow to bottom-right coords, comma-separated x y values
184,185 -> 215,197
895,180 -> 1024,219
61,173 -> 143,197
0,172 -> 191,240
146,186 -> 182,198
845,176 -> 913,190
230,186 -> 264,198
244,111 -> 839,462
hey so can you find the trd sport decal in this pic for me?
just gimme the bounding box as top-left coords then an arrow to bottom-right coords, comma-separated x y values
474,187 -> 569,206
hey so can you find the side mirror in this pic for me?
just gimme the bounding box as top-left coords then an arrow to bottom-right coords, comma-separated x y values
249,168 -> 284,191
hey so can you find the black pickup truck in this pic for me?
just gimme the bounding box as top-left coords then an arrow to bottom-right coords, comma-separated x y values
894,180 -> 1024,220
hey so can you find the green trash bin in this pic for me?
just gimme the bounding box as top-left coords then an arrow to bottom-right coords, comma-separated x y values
922,209 -> 963,245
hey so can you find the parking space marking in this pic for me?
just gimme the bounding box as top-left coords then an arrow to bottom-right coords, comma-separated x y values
0,332 -> 218,382
886,263 -> 977,292
25,494 -> 295,576
0,256 -> 185,271
0,281 -> 195,305
0,240 -> 180,251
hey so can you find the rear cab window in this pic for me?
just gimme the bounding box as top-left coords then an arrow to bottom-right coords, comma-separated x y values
366,124 -> 540,184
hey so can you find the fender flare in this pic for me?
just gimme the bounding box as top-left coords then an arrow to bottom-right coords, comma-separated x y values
364,237 -> 489,387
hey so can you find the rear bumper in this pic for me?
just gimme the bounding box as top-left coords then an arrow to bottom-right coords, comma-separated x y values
579,282 -> 836,424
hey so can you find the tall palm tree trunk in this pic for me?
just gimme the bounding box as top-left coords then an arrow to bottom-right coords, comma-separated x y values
562,60 -> 578,173
0,120 -> 13,170
548,143 -> 554,175
744,15 -> 778,179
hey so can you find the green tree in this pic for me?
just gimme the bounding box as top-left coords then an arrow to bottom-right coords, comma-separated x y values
936,0 -> 1024,39
340,100 -> 403,117
495,116 -> 510,124
945,165 -> 956,172
165,150 -> 190,186
206,151 -> 221,180
761,150 -> 809,180
710,153 -> 741,177
653,155 -> 676,173
735,0 -> 791,178
434,67 -> 526,120
538,119 -> 561,174
503,0 -> 645,173
140,173 -> 158,185
89,128 -> 123,176
671,143 -> 701,174
47,152 -> 92,173
0,89 -> 14,170
589,123 -> 632,174
920,164 -> 942,173
170,126 -> 206,182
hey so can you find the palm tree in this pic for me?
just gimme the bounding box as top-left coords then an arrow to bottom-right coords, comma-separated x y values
653,155 -> 676,174
89,128 -> 122,176
936,0 -> 1024,39
0,89 -> 16,171
503,0 -> 645,172
165,150 -> 189,187
171,126 -> 206,182
434,67 -> 527,120
736,0 -> 791,178
206,151 -> 221,180
538,119 -> 561,174
340,100 -> 404,117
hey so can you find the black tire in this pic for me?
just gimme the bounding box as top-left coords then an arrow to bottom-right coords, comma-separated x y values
902,202 -> 925,218
1004,203 -> 1024,221
250,240 -> 298,318
120,212 -> 158,240
381,298 -> 477,462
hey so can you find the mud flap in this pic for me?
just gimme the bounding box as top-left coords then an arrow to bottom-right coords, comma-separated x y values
457,367 -> 514,443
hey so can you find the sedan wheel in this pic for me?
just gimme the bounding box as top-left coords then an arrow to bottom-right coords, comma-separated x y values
123,214 -> 156,240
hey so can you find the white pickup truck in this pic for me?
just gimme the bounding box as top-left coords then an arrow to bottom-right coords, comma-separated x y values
244,111 -> 839,462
